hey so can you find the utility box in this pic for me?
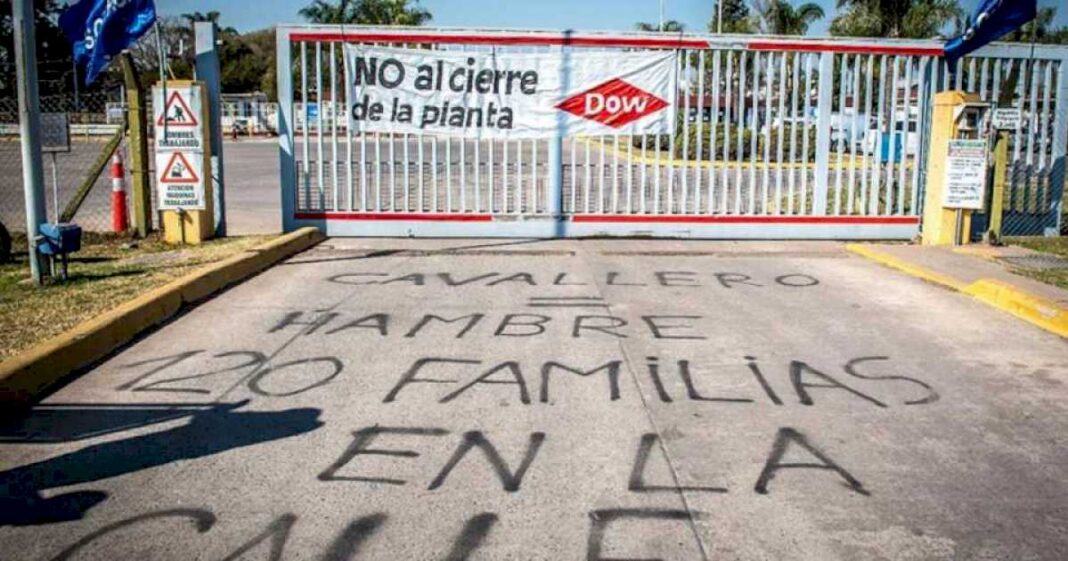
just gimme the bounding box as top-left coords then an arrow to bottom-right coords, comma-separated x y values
922,91 -> 990,246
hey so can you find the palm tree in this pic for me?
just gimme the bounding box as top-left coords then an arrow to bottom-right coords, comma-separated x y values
635,20 -> 685,32
755,0 -> 824,35
831,0 -> 962,39
299,0 -> 432,25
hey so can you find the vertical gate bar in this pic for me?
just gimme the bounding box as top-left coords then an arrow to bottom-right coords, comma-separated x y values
1051,58 -> 1068,233
774,52 -> 786,214
517,139 -> 524,214
610,134 -> 619,213
532,139 -> 539,213
748,50 -> 759,215
694,50 -> 706,213
833,53 -> 847,215
459,138 -> 466,212
598,135 -> 605,213
474,138 -> 481,213
911,56 -> 929,217
488,139 -> 495,213
389,134 -> 396,210
721,50 -> 733,214
570,138 -> 577,213
277,31 -> 296,230
761,51 -> 773,214
432,138 -> 438,212
1027,59 -> 1039,213
627,135 -> 635,213
871,55 -> 888,215
503,139 -> 509,213
800,53 -> 814,214
584,136 -> 591,213
680,50 -> 691,214
360,123 -> 368,212
967,58 -> 977,92
1037,60 -> 1052,213
847,54 -> 861,214
991,59 -> 1003,105
375,133 -> 382,211
954,61 -> 963,90
403,134 -> 411,211
445,138 -> 452,212
812,51 -> 834,216
980,58 -> 990,100
418,135 -> 425,212
860,54 -> 874,215
640,135 -> 648,213
669,51 -> 682,215
300,42 -> 309,211
735,50 -> 747,215
886,56 -> 900,215
315,42 -> 324,209
897,57 -> 913,215
787,52 -> 800,214
709,49 -> 721,214
1013,59 -> 1026,166
330,42 -> 338,211
654,127 -> 663,213
344,45 -> 354,212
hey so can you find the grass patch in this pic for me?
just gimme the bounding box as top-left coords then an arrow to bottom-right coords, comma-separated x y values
0,232 -> 269,360
1003,236 -> 1068,290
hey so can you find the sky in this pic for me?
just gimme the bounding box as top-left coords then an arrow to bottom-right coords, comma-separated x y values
155,0 -> 1068,36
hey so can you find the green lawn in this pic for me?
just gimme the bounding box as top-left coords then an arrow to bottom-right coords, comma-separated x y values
0,232 -> 268,360
1004,236 -> 1068,290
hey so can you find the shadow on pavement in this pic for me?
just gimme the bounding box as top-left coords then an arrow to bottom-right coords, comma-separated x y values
0,400 -> 322,527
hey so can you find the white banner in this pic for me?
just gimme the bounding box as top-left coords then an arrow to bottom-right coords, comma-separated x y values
344,45 -> 678,139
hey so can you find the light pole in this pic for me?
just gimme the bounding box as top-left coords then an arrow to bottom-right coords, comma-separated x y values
659,0 -> 665,31
12,0 -> 47,283
718,0 -> 725,33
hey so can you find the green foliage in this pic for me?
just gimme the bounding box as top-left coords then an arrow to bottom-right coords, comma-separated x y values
709,0 -> 757,34
757,0 -> 825,36
830,0 -> 963,39
0,0 -> 80,97
300,0 -> 432,25
1003,7 -> 1068,45
635,20 -> 685,32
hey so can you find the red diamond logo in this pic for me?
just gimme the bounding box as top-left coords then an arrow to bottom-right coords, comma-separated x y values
555,78 -> 669,129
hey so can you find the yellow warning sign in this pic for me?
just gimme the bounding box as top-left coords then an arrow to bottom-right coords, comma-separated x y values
159,152 -> 200,184
157,90 -> 199,128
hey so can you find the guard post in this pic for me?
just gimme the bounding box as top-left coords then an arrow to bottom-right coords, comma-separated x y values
153,80 -> 214,244
921,91 -> 990,246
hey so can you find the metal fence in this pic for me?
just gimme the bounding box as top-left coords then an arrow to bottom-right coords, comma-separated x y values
0,89 -> 128,233
277,26 -> 1068,239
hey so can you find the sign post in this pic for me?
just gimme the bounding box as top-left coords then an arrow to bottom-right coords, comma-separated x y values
153,81 -> 214,244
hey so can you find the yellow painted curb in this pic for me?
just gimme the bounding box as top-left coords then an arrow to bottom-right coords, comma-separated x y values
0,227 -> 325,407
962,279 -> 1068,338
844,244 -> 966,291
847,243 -> 1068,338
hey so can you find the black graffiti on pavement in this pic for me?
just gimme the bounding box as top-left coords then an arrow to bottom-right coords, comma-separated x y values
382,355 -> 938,408
117,351 -> 343,397
325,270 -> 820,289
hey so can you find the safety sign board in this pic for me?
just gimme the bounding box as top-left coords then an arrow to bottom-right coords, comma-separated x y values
991,107 -> 1021,131
942,139 -> 988,210
344,45 -> 677,139
153,86 -> 204,151
156,151 -> 206,210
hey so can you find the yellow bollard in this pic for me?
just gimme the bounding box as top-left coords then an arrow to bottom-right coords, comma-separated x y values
921,91 -> 989,246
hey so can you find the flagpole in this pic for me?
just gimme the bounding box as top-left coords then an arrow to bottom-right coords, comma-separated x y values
155,20 -> 167,143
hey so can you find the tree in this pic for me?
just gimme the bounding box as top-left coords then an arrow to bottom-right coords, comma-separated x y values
709,0 -> 757,34
299,0 -> 431,25
830,0 -> 963,39
754,0 -> 824,35
0,0 -> 79,98
635,20 -> 685,32
1002,7 -> 1068,45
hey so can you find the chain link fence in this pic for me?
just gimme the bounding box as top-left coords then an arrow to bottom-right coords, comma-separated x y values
0,89 -> 132,234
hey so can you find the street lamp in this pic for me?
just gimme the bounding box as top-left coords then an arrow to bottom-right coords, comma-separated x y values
659,0 -> 665,32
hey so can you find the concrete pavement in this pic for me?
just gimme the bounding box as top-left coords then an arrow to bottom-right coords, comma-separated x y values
1,239 -> 1067,560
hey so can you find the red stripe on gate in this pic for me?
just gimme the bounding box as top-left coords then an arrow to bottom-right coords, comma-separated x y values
295,212 -> 494,222
288,32 -> 709,49
747,40 -> 944,57
571,215 -> 920,225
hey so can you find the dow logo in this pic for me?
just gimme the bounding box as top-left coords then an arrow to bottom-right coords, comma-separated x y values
556,78 -> 669,128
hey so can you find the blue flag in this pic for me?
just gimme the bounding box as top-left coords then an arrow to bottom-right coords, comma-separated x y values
945,0 -> 1036,65
59,0 -> 157,86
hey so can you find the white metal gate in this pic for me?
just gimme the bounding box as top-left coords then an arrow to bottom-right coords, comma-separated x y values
276,26 -> 1068,239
